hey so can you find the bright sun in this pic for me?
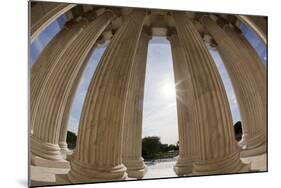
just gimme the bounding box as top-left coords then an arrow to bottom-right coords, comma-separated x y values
161,82 -> 176,98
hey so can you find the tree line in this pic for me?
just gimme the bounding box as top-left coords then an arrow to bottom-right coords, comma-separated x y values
65,120 -> 242,160
142,136 -> 179,160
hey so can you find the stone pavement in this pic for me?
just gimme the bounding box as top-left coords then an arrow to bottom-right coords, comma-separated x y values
30,154 -> 267,186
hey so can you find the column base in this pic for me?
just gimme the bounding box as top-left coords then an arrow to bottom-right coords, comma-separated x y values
31,136 -> 65,161
59,141 -> 69,153
238,133 -> 249,149
59,141 -> 73,159
239,132 -> 267,157
240,143 -> 267,157
192,151 -> 250,175
31,154 -> 70,168
67,159 -> 128,183
55,174 -> 72,186
123,157 -> 147,178
173,156 -> 196,176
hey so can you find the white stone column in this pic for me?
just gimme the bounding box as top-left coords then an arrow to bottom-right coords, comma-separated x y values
31,2 -> 76,42
31,20 -> 85,134
31,11 -> 114,164
67,9 -> 146,183
173,12 -> 247,175
223,24 -> 267,157
201,16 -> 266,157
122,32 -> 150,178
58,38 -> 105,156
169,34 -> 200,176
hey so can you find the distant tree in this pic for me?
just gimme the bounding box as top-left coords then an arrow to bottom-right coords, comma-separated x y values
66,131 -> 77,149
142,136 -> 161,159
160,144 -> 169,152
233,121 -> 243,141
175,141 -> 179,150
168,144 -> 177,151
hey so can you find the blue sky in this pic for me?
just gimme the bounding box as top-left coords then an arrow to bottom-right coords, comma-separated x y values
67,43 -> 108,134
209,49 -> 241,124
240,23 -> 267,65
30,15 -> 66,65
31,15 -> 267,145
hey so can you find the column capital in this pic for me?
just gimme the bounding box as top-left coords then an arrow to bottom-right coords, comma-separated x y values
223,23 -> 243,36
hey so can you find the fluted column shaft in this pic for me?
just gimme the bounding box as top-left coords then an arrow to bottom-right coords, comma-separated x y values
31,2 -> 76,42
31,20 -> 85,133
57,42 -> 100,155
224,26 -> 266,155
173,12 -> 245,175
67,10 -> 146,183
169,35 -> 200,175
224,26 -> 266,107
202,16 -> 266,156
122,32 -> 150,178
31,11 -> 114,161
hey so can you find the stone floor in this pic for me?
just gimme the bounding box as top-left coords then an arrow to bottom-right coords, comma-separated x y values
143,160 -> 177,179
241,153 -> 267,171
30,154 -> 267,186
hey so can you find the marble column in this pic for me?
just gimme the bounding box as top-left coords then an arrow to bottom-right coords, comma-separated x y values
223,24 -> 267,156
67,9 -> 146,183
31,2 -> 76,42
122,32 -> 150,178
31,11 -> 114,163
169,34 -> 200,176
31,20 -> 85,134
57,39 -> 107,156
58,29 -> 115,156
201,16 -> 266,157
173,12 -> 247,175
57,41 -> 99,156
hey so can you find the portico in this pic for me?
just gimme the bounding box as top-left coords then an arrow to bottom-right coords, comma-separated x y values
30,2 -> 267,185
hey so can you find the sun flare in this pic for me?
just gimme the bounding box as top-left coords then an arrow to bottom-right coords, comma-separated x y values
161,81 -> 176,98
